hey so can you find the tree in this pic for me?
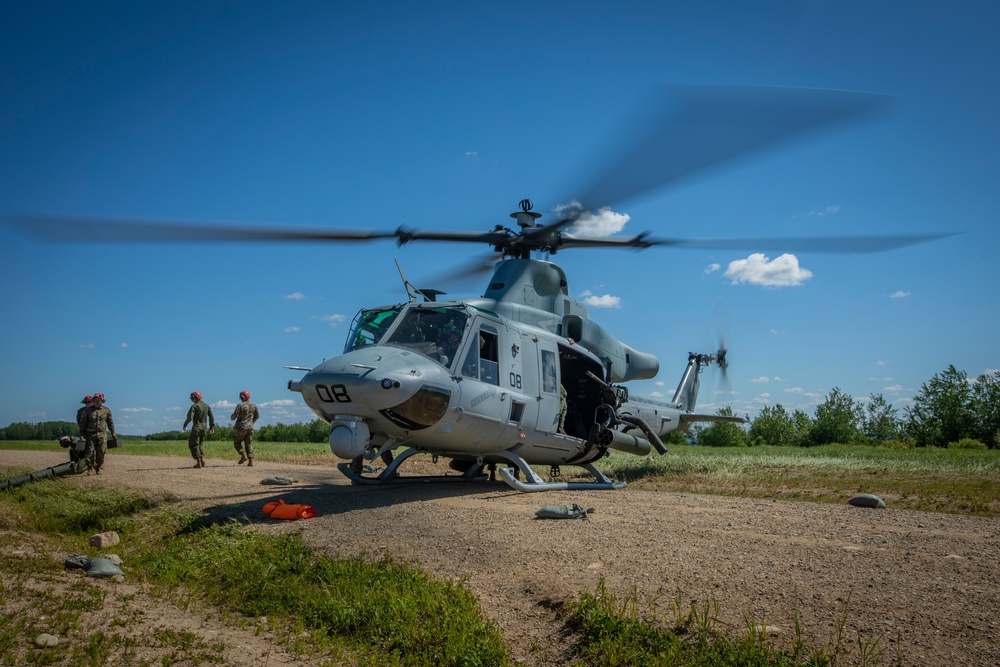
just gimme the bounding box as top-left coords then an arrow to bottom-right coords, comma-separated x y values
906,365 -> 973,448
791,410 -> 812,446
970,370 -> 1000,448
0,421 -> 77,440
808,387 -> 862,446
862,393 -> 900,442
693,407 -> 748,447
749,403 -> 796,446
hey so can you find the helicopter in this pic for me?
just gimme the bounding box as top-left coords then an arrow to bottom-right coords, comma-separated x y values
283,198 -> 739,491
5,85 -> 950,491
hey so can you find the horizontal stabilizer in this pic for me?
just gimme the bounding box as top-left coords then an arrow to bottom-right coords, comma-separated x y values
680,414 -> 746,425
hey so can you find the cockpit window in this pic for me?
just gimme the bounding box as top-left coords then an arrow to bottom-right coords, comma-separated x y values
344,307 -> 401,353
383,306 -> 469,368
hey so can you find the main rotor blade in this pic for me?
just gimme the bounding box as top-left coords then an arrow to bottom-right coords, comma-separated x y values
416,253 -> 501,288
567,85 -> 892,212
5,215 -> 398,243
646,232 -> 956,254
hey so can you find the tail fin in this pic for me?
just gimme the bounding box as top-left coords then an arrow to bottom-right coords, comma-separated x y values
671,349 -> 727,411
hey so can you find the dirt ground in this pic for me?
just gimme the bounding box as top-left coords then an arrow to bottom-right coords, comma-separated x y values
3,449 -> 998,666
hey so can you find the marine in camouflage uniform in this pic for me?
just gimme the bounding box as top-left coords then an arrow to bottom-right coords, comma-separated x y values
81,393 -> 116,475
73,395 -> 92,467
183,391 -> 215,468
230,390 -> 259,466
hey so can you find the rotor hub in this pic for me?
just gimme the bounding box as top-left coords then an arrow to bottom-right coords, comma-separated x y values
511,198 -> 542,228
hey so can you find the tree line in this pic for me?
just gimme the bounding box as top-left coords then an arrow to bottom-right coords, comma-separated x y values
694,365 -> 999,449
3,365 -> 997,449
0,419 -> 332,443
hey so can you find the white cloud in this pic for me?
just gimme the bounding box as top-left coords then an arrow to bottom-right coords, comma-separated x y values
807,205 -> 842,217
877,360 -> 889,367
784,387 -> 804,393
283,292 -> 305,300
465,151 -> 479,159
704,263 -> 720,274
79,343 -> 95,348
750,376 -> 770,384
554,201 -> 631,237
121,342 -> 128,348
284,326 -> 302,333
773,376 -> 784,382
322,314 -> 347,328
724,253 -> 813,287
890,291 -> 911,299
261,399 -> 296,408
579,289 -> 622,308
120,407 -> 153,413
884,384 -> 904,392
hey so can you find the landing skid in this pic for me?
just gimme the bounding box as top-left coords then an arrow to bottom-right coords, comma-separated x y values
337,447 -> 487,485
336,447 -> 625,491
497,462 -> 626,492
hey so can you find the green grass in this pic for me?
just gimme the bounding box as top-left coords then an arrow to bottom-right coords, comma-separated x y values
567,581 -> 892,667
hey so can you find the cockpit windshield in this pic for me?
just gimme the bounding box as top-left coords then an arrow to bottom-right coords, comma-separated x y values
344,306 -> 402,353
383,306 -> 470,368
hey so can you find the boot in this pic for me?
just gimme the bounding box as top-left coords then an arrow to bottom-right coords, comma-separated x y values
237,453 -> 247,465
247,458 -> 254,467
193,460 -> 201,468
199,457 -> 205,468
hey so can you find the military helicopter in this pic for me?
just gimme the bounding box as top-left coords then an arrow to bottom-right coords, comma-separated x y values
5,86 -> 949,491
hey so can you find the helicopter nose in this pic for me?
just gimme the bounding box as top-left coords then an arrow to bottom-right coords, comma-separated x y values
295,347 -> 453,425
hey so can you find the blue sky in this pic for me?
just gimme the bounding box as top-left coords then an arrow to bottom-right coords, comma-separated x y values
1,1 -> 996,435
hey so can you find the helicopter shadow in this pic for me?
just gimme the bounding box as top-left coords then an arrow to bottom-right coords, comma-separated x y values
193,477 -> 517,530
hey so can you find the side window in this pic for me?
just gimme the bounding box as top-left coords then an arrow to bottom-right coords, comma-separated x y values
478,325 -> 499,385
461,343 -> 479,379
541,349 -> 558,394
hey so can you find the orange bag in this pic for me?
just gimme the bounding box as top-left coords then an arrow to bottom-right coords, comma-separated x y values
262,498 -> 317,520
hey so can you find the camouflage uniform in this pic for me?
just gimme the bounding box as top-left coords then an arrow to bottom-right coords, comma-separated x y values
183,400 -> 215,461
230,400 -> 259,463
73,402 -> 90,465
558,385 -> 568,434
81,404 -> 115,473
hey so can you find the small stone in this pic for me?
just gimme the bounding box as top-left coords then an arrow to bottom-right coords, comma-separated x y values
848,494 -> 886,509
34,633 -> 59,648
89,531 -> 121,548
102,554 -> 123,566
